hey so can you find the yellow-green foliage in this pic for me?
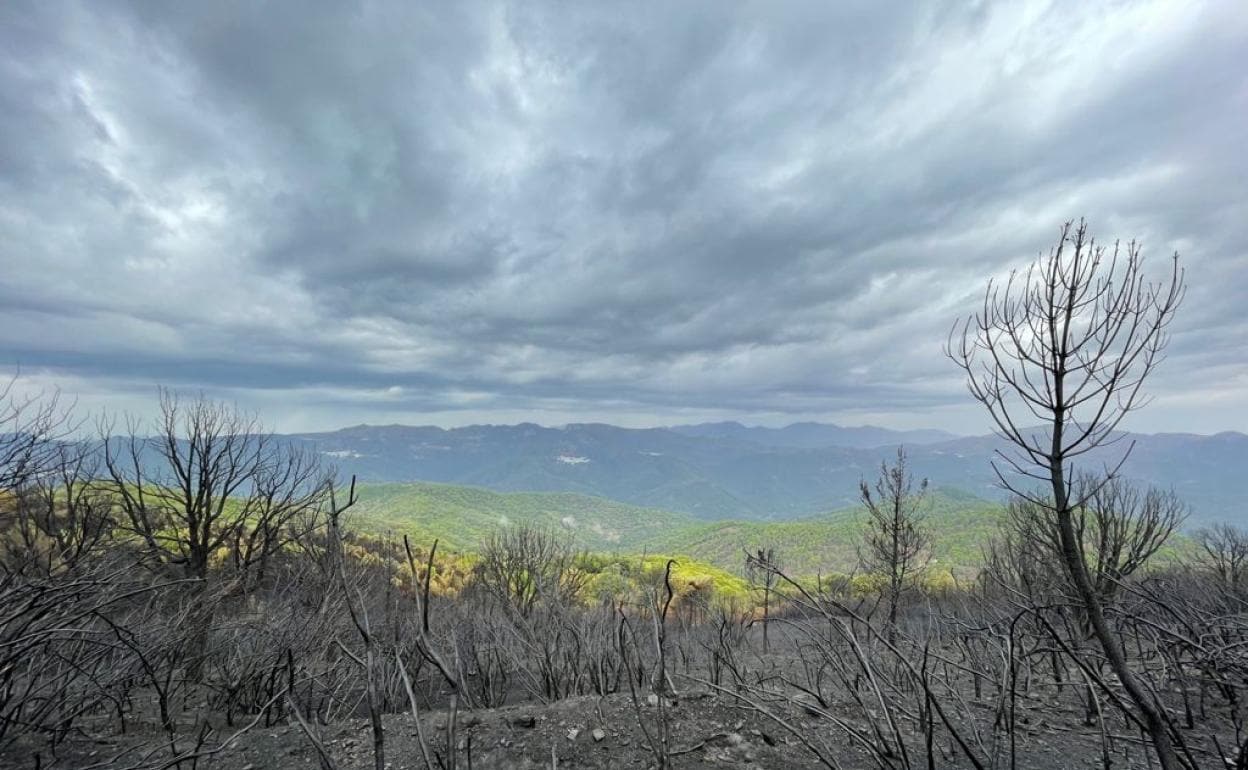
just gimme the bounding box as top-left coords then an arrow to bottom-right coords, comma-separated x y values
346,532 -> 477,597
850,572 -> 889,596
923,569 -> 961,595
341,532 -> 753,610
573,553 -> 752,609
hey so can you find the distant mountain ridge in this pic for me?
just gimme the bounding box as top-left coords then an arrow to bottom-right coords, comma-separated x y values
669,421 -> 958,449
281,420 -> 1247,525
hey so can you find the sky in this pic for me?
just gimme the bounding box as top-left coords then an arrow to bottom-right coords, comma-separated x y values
1,1 -> 1245,435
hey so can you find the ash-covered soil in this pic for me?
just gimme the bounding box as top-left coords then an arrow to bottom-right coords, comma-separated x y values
4,689 -> 1154,769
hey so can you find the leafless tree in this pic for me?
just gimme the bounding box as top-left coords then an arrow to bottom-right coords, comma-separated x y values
1,441 -> 113,576
859,447 -> 930,641
231,445 -> 330,591
0,376 -> 75,494
948,219 -> 1186,768
101,389 -> 331,582
1002,474 -> 1185,605
476,523 -> 587,618
1197,522 -> 1248,592
746,546 -> 781,652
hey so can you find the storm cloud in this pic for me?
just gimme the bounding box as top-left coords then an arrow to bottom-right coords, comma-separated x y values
1,1 -> 1245,432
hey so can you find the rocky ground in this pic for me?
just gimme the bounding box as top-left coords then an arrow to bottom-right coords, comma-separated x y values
4,688 -> 1172,769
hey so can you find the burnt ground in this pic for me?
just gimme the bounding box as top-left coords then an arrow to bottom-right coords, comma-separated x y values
2,687 -> 1179,770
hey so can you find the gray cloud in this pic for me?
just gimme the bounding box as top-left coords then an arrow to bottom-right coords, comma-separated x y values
1,0 -> 1245,433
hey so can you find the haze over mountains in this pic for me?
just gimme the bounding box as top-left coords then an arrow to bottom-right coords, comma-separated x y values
286,421 -> 1246,526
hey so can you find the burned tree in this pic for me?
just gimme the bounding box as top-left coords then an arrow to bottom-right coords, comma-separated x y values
476,523 -> 587,618
101,389 -> 331,581
1002,473 -> 1185,605
99,390 -> 334,682
859,447 -> 930,641
0,377 -> 74,496
746,546 -> 781,652
0,440 -> 113,576
1197,522 -> 1248,592
949,219 -> 1186,768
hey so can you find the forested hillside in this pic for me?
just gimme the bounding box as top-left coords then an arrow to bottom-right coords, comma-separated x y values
348,482 -> 1007,576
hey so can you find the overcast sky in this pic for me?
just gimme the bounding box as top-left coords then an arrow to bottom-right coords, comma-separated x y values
1,1 -> 1245,435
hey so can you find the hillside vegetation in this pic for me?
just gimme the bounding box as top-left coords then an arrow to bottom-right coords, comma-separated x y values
638,487 -> 1005,578
347,481 -> 700,551
349,481 -> 1006,577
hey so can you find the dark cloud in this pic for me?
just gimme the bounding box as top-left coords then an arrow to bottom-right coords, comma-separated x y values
1,0 -> 1244,433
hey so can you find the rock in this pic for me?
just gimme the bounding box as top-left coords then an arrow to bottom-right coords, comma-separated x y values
567,728 -> 580,741
510,714 -> 537,728
592,728 -> 606,742
646,694 -> 660,707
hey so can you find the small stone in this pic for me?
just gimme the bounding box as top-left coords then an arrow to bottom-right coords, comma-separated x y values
592,728 -> 606,742
511,714 -> 537,728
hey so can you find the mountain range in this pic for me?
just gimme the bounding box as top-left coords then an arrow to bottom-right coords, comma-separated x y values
287,421 -> 1246,526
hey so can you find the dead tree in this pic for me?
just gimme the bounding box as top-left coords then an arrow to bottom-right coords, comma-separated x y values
476,523 -> 587,619
0,376 -> 74,495
859,447 -> 930,642
100,390 -> 331,683
1073,475 -> 1185,603
746,547 -> 781,652
949,219 -> 1186,769
323,477 -> 388,770
101,389 -> 330,581
232,446 -> 330,591
1,440 -> 113,576
1003,473 -> 1184,606
1197,523 -> 1248,592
